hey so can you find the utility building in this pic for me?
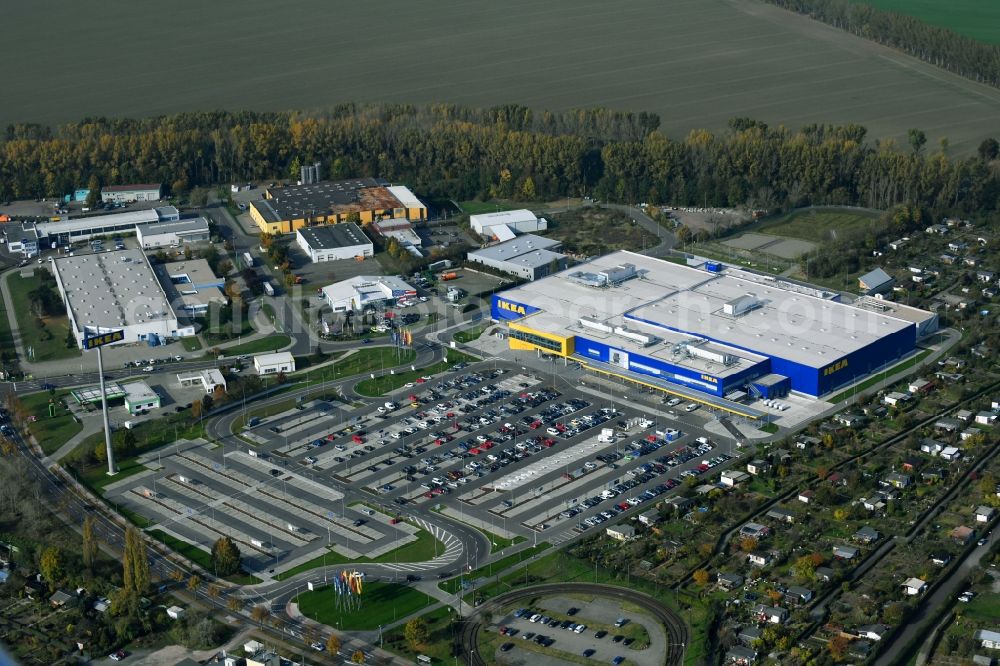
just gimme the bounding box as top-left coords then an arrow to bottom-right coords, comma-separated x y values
253,352 -> 295,376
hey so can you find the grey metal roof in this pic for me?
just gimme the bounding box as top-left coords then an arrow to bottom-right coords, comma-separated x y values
297,223 -> 371,250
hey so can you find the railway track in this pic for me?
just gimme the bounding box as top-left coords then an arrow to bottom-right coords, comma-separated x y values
456,582 -> 687,666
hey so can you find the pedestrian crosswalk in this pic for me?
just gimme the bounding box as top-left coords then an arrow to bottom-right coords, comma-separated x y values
378,517 -> 464,572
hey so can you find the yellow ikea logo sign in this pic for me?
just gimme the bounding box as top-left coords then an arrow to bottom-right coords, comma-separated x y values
823,359 -> 849,376
497,300 -> 526,316
700,374 -> 718,384
83,329 -> 124,349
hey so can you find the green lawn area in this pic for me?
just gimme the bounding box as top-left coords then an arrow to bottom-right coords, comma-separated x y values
4,270 -> 80,361
148,529 -> 260,584
67,410 -> 208,490
958,592 -> 1000,622
214,334 -> 291,357
827,348 -> 933,403
460,200 -> 516,215
181,336 -> 202,352
453,323 -> 488,344
383,605 -> 457,663
274,527 -> 444,581
18,390 -> 83,455
439,543 -> 551,594
850,0 -> 1000,45
757,207 -> 881,244
297,581 -> 436,631
353,350 -> 479,397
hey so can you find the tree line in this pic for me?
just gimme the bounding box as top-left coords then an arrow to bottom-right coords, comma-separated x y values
2,105 -> 1000,219
763,0 -> 1000,88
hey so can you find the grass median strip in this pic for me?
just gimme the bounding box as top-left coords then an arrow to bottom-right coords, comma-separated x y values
354,350 -> 479,397
439,543 -> 551,594
213,334 -> 291,357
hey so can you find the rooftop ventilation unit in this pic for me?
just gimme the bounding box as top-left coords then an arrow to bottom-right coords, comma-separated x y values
578,317 -> 613,334
613,326 -> 661,347
723,293 -> 762,317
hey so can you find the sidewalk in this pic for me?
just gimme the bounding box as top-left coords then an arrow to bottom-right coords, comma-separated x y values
47,412 -> 104,463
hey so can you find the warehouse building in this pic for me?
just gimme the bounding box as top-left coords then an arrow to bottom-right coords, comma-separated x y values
467,234 -> 567,281
154,259 -> 226,315
249,178 -> 426,234
321,275 -> 416,313
50,249 -> 193,348
470,209 -> 547,238
101,183 -> 163,203
253,352 -> 295,376
295,223 -> 372,263
136,218 -> 211,249
490,251 -> 936,407
31,206 -> 180,245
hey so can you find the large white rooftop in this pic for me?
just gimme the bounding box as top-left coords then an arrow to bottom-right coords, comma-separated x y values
51,249 -> 176,330
501,251 -> 923,368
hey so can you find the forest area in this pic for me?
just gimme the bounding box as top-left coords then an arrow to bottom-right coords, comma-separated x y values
2,104 -> 1000,222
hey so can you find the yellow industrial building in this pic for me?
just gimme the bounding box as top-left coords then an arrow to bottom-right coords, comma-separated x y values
249,178 -> 427,235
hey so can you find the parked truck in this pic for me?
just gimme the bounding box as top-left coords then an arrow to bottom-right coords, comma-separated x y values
439,272 -> 458,281
242,252 -> 254,268
263,281 -> 275,296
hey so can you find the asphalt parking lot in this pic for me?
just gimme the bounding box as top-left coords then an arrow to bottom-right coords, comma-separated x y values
105,355 -> 737,580
491,594 -> 666,666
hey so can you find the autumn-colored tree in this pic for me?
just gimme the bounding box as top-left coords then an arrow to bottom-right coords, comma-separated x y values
207,584 -> 221,599
82,515 -> 98,569
692,569 -> 710,586
227,596 -> 243,612
211,536 -> 242,577
327,634 -> 342,654
828,634 -> 850,660
122,526 -> 149,597
404,617 -> 429,648
187,575 -> 202,592
351,649 -> 366,664
251,605 -> 270,627
739,536 -> 758,553
39,546 -> 63,587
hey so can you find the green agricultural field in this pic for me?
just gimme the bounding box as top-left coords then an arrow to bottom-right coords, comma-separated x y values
852,0 -> 1000,45
758,208 -> 882,244
6,0 -> 1000,153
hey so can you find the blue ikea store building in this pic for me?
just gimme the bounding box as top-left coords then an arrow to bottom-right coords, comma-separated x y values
490,252 -> 936,401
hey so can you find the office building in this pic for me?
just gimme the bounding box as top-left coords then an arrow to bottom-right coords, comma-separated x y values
100,184 -> 163,203
136,218 -> 211,249
321,275 -> 416,313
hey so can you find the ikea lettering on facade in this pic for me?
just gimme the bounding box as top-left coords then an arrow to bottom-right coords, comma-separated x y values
490,296 -> 538,321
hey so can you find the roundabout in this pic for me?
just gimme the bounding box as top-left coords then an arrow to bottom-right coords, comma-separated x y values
456,583 -> 688,666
